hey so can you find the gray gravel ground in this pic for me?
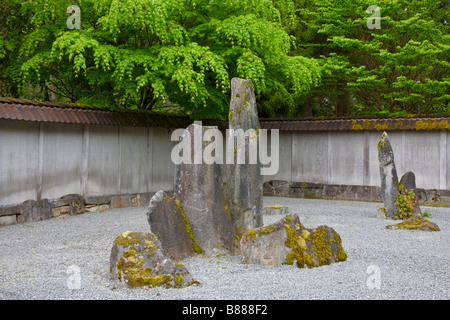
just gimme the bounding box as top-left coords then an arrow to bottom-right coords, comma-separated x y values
0,197 -> 448,300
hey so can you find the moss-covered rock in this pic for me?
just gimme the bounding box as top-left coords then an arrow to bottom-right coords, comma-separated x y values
386,215 -> 440,232
110,231 -> 199,288
240,213 -> 347,268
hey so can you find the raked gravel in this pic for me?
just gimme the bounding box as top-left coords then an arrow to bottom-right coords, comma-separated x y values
0,197 -> 448,300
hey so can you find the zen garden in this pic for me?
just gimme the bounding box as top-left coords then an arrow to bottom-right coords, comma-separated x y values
0,0 -> 448,306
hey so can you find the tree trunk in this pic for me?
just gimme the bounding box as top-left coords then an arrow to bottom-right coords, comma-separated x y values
336,85 -> 350,117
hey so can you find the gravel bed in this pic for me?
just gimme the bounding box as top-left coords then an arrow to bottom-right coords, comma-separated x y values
0,197 -> 448,300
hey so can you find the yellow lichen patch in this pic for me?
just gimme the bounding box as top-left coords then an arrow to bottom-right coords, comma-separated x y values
415,119 -> 449,131
264,205 -> 285,209
351,120 -> 371,130
375,121 -> 390,131
244,229 -> 257,242
174,199 -> 203,254
284,224 -> 315,268
386,215 -> 440,231
224,205 -> 230,218
310,226 -> 332,266
114,231 -> 141,246
258,225 -> 275,235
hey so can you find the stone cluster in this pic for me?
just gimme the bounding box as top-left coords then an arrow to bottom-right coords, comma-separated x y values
377,131 -> 440,231
112,78 -> 348,289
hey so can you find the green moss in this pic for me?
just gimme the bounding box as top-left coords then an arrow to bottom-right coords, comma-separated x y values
386,215 -> 440,231
174,199 -> 203,254
283,224 -> 315,268
283,224 -> 347,268
311,226 -> 332,266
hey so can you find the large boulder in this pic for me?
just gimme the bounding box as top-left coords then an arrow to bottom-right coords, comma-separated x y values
240,214 -> 347,268
224,78 -> 263,237
110,231 -> 199,288
377,132 -> 399,219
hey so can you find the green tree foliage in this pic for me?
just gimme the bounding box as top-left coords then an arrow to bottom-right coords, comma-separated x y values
301,0 -> 449,116
2,0 -> 321,119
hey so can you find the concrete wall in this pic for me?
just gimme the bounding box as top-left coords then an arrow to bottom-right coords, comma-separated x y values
264,130 -> 449,191
0,119 -> 175,206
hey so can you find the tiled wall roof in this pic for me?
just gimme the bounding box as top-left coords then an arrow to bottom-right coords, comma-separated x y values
1,97 -> 449,131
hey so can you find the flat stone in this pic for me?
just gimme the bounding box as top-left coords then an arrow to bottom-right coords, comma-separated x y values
110,195 -> 132,209
386,215 -> 440,232
84,195 -> 112,205
262,205 -> 290,216
0,214 -> 17,227
52,206 -> 70,217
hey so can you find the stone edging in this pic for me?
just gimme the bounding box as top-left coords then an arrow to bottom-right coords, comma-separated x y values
0,192 -> 160,227
263,180 -> 450,206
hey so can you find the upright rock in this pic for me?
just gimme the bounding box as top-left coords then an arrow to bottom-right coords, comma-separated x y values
377,132 -> 399,219
147,123 -> 237,260
147,191 -> 198,260
224,78 -> 263,237
398,171 -> 421,215
174,123 -> 237,257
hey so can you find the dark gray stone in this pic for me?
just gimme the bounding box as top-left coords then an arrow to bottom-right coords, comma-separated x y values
399,171 -> 421,215
147,190 -> 197,260
224,78 -> 263,237
174,123 -> 237,257
377,132 -> 399,219
60,194 -> 85,215
18,199 -> 52,223
84,195 -> 112,206
148,123 -> 238,259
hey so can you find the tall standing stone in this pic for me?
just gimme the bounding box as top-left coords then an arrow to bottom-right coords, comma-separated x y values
174,123 -> 237,257
224,78 -> 263,237
377,132 -> 399,219
147,123 -> 237,260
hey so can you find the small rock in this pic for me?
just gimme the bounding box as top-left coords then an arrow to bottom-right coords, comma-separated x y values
262,205 -> 290,216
